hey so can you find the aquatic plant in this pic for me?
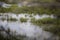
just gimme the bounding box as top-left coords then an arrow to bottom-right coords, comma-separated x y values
1,18 -> 6,21
7,18 -> 17,21
26,14 -> 33,17
31,17 -> 56,26
44,25 -> 60,35
20,17 -> 28,23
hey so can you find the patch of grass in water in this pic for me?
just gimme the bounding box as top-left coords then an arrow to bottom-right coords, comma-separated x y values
31,17 -> 56,26
31,17 -> 60,36
31,17 -> 42,26
1,18 -> 6,21
7,18 -> 17,21
44,25 -> 60,36
29,14 -> 33,17
20,17 -> 28,23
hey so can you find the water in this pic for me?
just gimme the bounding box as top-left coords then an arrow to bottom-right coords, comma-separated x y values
0,13 -> 58,40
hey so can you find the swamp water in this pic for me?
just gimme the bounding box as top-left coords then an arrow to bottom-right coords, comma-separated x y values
0,13 -> 58,40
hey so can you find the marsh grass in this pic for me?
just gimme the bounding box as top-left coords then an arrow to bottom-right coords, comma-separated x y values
30,17 -> 60,36
1,18 -> 6,21
0,5 -> 60,15
29,14 -> 33,17
1,17 -> 17,21
7,18 -> 17,21
20,17 -> 28,23
31,17 -> 56,26
31,17 -> 42,26
44,25 -> 60,36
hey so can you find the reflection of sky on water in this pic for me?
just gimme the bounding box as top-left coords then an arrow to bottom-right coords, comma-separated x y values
0,13 -> 54,40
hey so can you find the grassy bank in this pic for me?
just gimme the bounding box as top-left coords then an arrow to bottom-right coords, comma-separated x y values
0,4 -> 60,15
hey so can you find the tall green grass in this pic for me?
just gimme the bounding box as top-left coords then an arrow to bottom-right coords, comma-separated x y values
0,5 -> 60,15
31,17 -> 56,26
20,17 -> 28,23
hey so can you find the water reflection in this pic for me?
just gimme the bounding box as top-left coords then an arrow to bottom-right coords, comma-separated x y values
0,13 -> 58,40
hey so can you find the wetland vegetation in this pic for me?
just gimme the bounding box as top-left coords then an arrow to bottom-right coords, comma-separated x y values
20,17 -> 28,22
0,0 -> 60,40
7,17 -> 18,21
